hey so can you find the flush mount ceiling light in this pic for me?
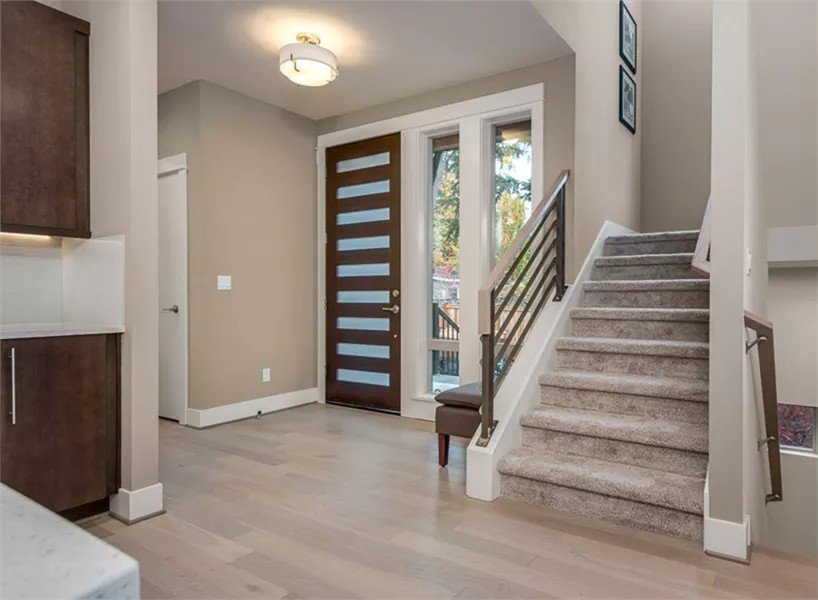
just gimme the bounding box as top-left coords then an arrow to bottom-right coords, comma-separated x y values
279,33 -> 338,87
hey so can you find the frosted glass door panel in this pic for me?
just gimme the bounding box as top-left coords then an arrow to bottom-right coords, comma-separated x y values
336,152 -> 390,173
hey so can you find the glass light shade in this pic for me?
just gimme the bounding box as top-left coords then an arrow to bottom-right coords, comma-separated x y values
279,42 -> 338,87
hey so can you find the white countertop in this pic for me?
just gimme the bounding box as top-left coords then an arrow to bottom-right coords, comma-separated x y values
0,322 -> 124,340
0,484 -> 139,599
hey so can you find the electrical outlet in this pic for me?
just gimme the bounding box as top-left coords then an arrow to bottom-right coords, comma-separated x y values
262,368 -> 271,382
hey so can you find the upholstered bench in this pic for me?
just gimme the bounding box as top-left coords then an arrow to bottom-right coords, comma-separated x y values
434,382 -> 482,467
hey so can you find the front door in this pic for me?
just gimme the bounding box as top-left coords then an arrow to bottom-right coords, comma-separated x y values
325,133 -> 401,413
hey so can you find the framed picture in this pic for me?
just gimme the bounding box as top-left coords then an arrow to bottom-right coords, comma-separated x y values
619,66 -> 636,134
619,0 -> 637,74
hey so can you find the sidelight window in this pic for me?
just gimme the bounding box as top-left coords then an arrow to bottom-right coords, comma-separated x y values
429,133 -> 461,393
491,119 -> 533,265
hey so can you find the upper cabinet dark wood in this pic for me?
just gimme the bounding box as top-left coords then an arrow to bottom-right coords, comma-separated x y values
1,1 -> 91,238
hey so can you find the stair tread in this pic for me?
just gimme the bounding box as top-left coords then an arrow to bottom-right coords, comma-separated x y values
595,253 -> 695,266
584,279 -> 709,291
539,370 -> 709,402
497,448 -> 704,514
605,231 -> 699,245
571,307 -> 709,322
520,406 -> 708,453
556,336 -> 709,358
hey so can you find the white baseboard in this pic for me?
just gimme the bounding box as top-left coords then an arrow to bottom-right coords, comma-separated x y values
703,474 -> 752,561
704,514 -> 751,561
403,394 -> 438,422
110,483 -> 164,524
185,387 -> 319,428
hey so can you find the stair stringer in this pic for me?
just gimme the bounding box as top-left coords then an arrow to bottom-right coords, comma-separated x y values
466,220 -> 635,501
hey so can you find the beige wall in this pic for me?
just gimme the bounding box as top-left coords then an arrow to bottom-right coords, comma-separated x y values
531,0 -> 642,266
640,0 -> 712,232
754,0 -> 817,558
159,80 -> 317,411
62,0 -> 160,494
765,268 -> 818,558
756,0 -> 817,228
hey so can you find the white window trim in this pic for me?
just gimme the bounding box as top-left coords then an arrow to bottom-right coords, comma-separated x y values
316,84 -> 545,420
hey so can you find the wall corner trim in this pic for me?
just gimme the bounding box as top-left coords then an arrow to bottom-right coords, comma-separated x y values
109,483 -> 164,524
185,387 -> 319,429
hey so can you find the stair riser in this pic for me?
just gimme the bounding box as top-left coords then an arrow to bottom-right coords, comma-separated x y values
556,349 -> 709,380
571,318 -> 709,342
604,239 -> 697,256
540,386 -> 708,424
594,263 -> 704,281
521,428 -> 708,478
501,475 -> 703,540
583,290 -> 709,309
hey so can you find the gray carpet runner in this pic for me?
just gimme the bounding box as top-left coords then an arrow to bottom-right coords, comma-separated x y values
497,230 -> 709,540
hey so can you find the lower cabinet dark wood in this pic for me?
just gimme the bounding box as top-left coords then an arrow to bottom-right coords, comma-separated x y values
0,334 -> 120,518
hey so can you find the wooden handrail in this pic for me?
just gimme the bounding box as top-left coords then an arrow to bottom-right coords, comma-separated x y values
744,309 -> 783,503
692,197 -> 712,276
479,169 -> 570,335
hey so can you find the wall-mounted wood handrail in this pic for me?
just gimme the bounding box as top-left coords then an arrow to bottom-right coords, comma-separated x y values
744,309 -> 783,503
692,197 -> 712,276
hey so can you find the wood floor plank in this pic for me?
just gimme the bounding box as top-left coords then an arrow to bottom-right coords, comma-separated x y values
81,404 -> 815,599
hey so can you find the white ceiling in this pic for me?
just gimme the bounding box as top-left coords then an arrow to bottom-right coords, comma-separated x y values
158,1 -> 572,121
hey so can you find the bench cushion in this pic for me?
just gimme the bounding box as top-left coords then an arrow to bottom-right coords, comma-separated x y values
434,381 -> 481,410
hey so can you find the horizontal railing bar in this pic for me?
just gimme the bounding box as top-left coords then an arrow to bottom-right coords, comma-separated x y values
496,276 -> 556,382
493,228 -> 555,319
493,212 -> 552,297
494,264 -> 554,363
495,250 -> 556,341
495,271 -> 556,369
479,170 -> 570,335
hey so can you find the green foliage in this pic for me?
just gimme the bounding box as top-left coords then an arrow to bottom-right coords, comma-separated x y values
431,135 -> 532,277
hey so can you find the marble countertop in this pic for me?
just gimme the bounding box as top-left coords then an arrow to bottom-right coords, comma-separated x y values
0,322 -> 125,340
0,484 -> 139,599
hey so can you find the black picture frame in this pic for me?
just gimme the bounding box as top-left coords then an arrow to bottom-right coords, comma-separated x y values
619,66 -> 636,134
619,0 -> 637,74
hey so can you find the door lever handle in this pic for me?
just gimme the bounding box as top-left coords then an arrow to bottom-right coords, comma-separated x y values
161,305 -> 179,314
381,305 -> 400,315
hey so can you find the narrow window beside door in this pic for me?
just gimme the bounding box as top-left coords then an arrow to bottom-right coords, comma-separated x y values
429,133 -> 461,393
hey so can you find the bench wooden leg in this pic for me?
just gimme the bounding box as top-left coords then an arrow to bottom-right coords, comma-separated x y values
438,433 -> 450,467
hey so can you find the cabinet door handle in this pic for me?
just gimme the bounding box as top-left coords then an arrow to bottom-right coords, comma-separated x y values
9,348 -> 16,426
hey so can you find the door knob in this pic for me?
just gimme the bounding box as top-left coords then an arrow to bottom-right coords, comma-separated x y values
161,305 -> 179,314
381,304 -> 400,315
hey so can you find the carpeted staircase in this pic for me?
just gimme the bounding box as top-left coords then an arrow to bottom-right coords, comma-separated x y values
497,230 -> 709,540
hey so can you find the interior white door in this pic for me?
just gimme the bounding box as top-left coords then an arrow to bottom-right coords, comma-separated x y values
158,156 -> 189,422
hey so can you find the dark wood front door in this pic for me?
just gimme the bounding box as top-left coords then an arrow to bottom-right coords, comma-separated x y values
325,133 -> 401,413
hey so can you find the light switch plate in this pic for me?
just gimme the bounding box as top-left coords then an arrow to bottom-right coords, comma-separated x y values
262,368 -> 271,383
217,275 -> 232,290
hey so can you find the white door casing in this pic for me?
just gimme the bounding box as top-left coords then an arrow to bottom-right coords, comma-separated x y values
158,153 -> 189,423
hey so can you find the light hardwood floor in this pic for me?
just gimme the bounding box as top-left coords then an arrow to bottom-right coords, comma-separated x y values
83,403 -> 816,599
